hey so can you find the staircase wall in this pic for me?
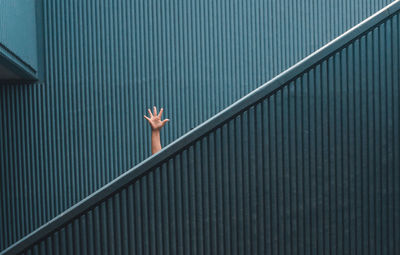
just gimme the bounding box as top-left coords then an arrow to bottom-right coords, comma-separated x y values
0,0 -> 396,252
2,4 -> 399,254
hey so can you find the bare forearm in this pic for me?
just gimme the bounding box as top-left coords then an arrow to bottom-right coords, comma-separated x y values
145,106 -> 169,155
151,130 -> 162,154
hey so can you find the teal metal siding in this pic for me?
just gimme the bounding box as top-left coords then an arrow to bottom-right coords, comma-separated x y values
1,3 -> 399,254
0,0 -> 396,251
0,0 -> 38,77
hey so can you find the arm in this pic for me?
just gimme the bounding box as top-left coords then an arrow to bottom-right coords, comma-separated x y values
144,106 -> 170,154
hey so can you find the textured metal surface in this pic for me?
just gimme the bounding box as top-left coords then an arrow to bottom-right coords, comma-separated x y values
2,3 -> 400,254
0,0 -> 396,252
0,0 -> 38,77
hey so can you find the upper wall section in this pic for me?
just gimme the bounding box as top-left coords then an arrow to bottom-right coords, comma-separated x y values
0,0 -> 38,80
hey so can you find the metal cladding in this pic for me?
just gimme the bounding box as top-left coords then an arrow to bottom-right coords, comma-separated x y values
1,2 -> 399,254
0,0 -> 398,254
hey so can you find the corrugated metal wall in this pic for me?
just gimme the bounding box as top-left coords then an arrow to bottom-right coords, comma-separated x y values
0,0 -> 395,251
6,8 -> 400,255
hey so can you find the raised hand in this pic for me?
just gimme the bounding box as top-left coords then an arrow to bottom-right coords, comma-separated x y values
144,106 -> 170,131
144,106 -> 169,154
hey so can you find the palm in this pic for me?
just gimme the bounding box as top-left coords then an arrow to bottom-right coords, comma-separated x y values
144,106 -> 169,131
148,116 -> 164,129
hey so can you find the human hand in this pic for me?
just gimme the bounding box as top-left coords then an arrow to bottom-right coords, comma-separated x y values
144,106 -> 170,131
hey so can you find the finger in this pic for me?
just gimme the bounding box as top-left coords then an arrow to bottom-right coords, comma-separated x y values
147,108 -> 153,117
144,115 -> 151,121
158,108 -> 164,118
153,106 -> 157,116
161,119 -> 169,127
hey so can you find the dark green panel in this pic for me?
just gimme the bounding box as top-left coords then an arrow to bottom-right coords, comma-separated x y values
1,3 -> 399,254
0,0 -> 397,252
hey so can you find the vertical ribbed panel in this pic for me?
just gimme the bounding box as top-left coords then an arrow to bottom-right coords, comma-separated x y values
0,0 -> 396,251
5,9 -> 400,255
